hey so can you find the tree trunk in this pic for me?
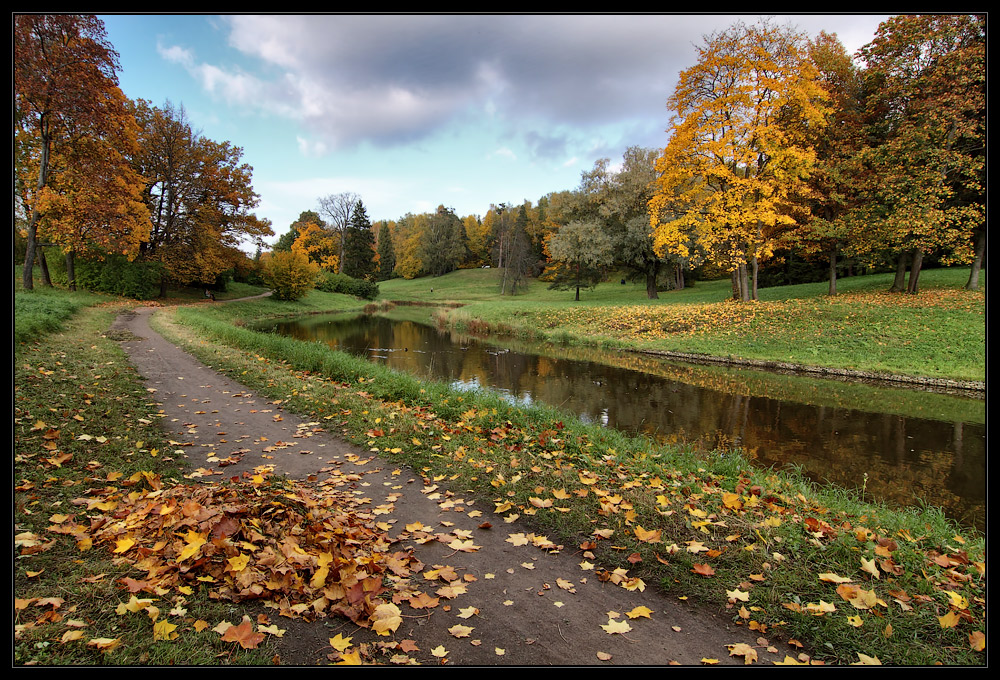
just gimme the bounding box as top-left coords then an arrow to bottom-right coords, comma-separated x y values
730,270 -> 740,300
645,260 -> 660,299
966,231 -> 985,291
906,249 -> 924,295
36,248 -> 52,287
828,250 -> 838,296
23,223 -> 38,290
22,131 -> 52,291
737,262 -> 750,301
65,249 -> 77,291
751,255 -> 759,301
675,263 -> 685,290
889,252 -> 908,292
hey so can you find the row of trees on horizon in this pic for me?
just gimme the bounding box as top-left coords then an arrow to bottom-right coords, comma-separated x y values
16,14 -> 985,302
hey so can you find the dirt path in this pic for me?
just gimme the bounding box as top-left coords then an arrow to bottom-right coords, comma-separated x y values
111,304 -> 792,666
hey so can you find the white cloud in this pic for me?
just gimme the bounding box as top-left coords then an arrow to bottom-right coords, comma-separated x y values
491,147 -> 517,161
296,136 -> 328,157
157,42 -> 195,67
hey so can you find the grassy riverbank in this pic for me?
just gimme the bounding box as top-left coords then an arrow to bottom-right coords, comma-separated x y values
379,267 -> 985,384
14,285 -> 986,665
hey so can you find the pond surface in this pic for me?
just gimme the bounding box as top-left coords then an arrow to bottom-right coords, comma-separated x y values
258,311 -> 986,530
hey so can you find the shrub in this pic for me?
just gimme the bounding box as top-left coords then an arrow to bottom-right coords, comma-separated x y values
262,251 -> 318,301
314,271 -> 379,300
46,253 -> 162,300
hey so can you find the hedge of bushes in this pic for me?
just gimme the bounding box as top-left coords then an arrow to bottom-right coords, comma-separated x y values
314,271 -> 379,300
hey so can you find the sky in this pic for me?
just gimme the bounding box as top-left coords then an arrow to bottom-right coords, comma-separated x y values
98,13 -> 893,249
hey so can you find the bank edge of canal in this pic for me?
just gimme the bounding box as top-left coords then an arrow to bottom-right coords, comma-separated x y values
627,348 -> 985,395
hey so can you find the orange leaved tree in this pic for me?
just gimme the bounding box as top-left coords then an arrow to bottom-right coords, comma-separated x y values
650,18 -> 829,301
15,14 -> 148,290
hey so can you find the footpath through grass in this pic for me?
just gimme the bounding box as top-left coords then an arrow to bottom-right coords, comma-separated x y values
13,300 -> 285,664
14,283 -> 986,666
379,267 -> 985,384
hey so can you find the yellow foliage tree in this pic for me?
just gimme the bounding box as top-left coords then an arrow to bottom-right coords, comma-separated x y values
262,250 -> 318,301
392,213 -> 430,279
649,18 -> 829,301
291,221 -> 340,272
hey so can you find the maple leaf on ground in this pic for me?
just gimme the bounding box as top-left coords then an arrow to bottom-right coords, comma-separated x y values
728,643 -> 758,664
860,556 -> 881,579
726,588 -> 750,602
87,638 -> 121,652
338,650 -> 362,665
601,618 -> 632,635
969,631 -> 985,652
153,619 -> 178,641
938,611 -> 961,629
634,525 -> 662,543
819,572 -> 853,584
852,653 -> 882,665
371,603 -> 403,636
407,592 -> 440,609
221,617 -> 265,649
329,634 -> 353,652
692,563 -> 716,577
447,538 -> 480,552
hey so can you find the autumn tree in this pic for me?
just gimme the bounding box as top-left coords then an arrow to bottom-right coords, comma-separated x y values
650,18 -> 829,301
318,191 -> 360,274
261,250 -> 318,301
578,147 -> 671,298
462,214 -> 491,267
131,100 -> 272,294
342,200 -> 377,280
275,210 -> 324,252
492,204 -> 535,295
15,14 -> 147,290
855,14 -> 985,294
792,31 -> 869,296
25,86 -> 151,291
422,205 -> 467,277
545,220 -> 614,301
291,220 -> 339,271
392,213 -> 429,279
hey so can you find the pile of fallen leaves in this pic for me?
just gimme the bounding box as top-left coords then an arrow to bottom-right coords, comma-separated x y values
79,466 -> 422,633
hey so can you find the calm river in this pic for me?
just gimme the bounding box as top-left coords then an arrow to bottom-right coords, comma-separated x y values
258,310 -> 986,530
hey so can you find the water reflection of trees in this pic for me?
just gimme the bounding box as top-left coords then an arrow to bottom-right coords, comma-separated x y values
265,314 -> 985,531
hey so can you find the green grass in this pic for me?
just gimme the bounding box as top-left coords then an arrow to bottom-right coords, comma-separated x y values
14,286 -> 111,346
